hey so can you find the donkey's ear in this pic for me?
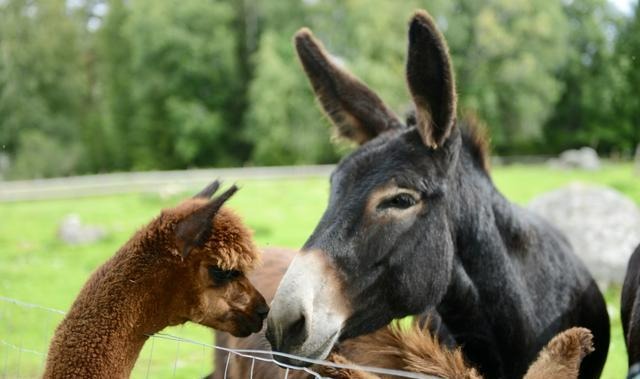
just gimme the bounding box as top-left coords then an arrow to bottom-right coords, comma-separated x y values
294,28 -> 402,145
176,185 -> 239,258
406,11 -> 457,149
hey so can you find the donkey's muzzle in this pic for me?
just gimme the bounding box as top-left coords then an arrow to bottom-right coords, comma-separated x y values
265,250 -> 350,366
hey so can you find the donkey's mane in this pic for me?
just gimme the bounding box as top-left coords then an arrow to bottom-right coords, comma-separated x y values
405,110 -> 490,173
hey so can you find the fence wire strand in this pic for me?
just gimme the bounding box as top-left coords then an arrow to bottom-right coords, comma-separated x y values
0,295 -> 437,379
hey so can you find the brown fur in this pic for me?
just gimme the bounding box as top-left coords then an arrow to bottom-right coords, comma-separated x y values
459,112 -> 491,173
323,326 -> 593,379
45,184 -> 267,379
407,110 -> 491,174
523,327 -> 594,379
327,322 -> 481,379
213,248 -> 593,379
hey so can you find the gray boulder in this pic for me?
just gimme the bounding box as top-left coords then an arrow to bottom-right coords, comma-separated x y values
529,183 -> 640,285
57,214 -> 106,245
548,147 -> 600,170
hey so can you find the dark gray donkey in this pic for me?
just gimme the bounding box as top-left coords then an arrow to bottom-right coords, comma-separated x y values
266,10 -> 609,379
622,243 -> 640,379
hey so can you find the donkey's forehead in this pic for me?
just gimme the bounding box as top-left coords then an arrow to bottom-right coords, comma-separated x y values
331,127 -> 433,190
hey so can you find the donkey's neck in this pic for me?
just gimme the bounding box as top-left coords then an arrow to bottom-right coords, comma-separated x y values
437,154 -> 539,377
44,230 -> 180,378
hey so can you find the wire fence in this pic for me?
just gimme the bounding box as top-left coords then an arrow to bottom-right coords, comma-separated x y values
0,296 -> 435,379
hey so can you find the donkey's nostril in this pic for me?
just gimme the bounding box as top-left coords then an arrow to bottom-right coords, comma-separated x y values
288,313 -> 307,338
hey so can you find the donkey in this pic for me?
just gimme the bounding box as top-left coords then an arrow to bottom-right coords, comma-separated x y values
622,243 -> 640,379
265,10 -> 609,379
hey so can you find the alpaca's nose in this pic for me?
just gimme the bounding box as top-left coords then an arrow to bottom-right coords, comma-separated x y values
256,302 -> 269,320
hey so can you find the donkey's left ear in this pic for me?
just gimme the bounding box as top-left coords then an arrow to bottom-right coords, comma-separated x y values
294,28 -> 403,145
175,185 -> 238,258
406,11 -> 457,149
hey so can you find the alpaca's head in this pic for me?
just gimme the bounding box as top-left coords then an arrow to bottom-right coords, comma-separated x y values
159,180 -> 268,337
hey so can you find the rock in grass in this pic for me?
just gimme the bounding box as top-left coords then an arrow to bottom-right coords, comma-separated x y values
529,183 -> 640,285
57,214 -> 106,245
548,147 -> 600,171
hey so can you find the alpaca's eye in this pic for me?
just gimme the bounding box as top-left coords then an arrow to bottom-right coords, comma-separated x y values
208,266 -> 241,284
378,193 -> 418,210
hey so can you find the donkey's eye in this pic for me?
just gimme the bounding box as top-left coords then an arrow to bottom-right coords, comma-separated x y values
379,193 -> 418,210
208,266 -> 241,284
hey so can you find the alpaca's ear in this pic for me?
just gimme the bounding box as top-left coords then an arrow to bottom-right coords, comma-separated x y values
294,28 -> 402,145
406,11 -> 457,149
176,185 -> 239,258
193,179 -> 221,199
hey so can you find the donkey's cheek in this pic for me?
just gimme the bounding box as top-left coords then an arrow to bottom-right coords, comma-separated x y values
389,222 -> 454,314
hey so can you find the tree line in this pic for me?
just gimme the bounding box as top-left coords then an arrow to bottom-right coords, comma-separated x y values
0,0 -> 639,179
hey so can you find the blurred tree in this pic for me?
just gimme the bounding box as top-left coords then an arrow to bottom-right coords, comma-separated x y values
97,0 -> 134,170
246,30 -> 340,165
544,0 -> 626,154
0,0 -> 636,178
0,0 -> 87,178
120,0 -> 241,169
443,0 -> 570,152
612,1 -> 640,154
9,130 -> 81,178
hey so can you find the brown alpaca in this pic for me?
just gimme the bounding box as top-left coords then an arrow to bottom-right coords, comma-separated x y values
320,325 -> 593,379
44,181 -> 269,379
212,248 -> 594,379
320,322 -> 481,379
522,327 -> 595,379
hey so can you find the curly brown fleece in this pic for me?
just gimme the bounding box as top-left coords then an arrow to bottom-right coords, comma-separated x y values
44,192 -> 264,379
523,327 -> 594,379
322,322 -> 481,379
321,325 -> 593,379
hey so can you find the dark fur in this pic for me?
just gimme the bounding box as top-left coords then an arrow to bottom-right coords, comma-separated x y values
269,10 -> 609,379
622,243 -> 640,369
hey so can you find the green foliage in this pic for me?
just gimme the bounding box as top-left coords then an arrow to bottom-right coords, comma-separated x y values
0,0 -> 86,172
0,0 -> 638,177
612,3 -> 640,154
7,130 -> 82,179
544,0 -> 630,155
122,0 -> 240,169
245,30 -> 339,165
444,0 -> 570,149
97,0 -> 135,170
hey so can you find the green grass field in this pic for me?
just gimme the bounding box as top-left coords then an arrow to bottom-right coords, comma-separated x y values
0,163 -> 637,378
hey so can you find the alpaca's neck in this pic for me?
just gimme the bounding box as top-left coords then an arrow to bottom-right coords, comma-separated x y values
44,231 -> 179,378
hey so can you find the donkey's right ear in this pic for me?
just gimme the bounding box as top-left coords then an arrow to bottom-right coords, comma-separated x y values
294,28 -> 402,145
406,11 -> 457,149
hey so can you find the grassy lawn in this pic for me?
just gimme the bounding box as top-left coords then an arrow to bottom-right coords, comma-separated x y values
0,163 -> 637,378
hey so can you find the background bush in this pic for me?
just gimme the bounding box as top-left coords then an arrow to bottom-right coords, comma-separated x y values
1,0 -> 639,178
